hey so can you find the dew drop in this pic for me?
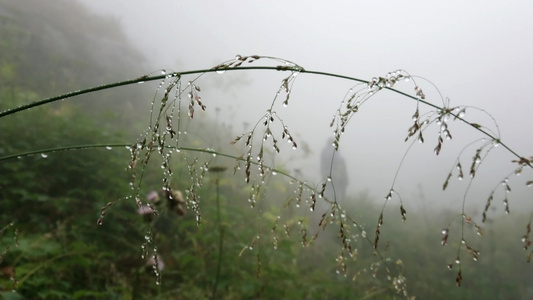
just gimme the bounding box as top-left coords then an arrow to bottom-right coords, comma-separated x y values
105,146 -> 113,150
216,70 -> 226,74
285,61 -> 295,67
40,153 -> 48,158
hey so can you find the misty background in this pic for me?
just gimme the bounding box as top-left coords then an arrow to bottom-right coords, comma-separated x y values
76,0 -> 533,212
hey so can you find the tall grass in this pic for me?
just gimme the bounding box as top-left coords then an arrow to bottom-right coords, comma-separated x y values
1,55 -> 532,298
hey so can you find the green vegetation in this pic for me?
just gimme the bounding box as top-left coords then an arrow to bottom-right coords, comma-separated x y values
1,1 -> 532,299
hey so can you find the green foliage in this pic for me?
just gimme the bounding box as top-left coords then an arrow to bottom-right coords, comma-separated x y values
0,90 -> 137,298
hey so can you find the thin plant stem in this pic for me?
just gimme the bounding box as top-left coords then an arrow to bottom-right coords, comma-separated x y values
0,143 -> 309,189
1,65 -> 527,169
212,177 -> 224,300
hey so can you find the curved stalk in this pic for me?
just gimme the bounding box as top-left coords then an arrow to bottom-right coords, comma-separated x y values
1,65 -> 527,169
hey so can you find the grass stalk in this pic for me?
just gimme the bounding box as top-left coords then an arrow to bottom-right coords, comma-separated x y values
1,65 -> 527,168
211,176 -> 224,299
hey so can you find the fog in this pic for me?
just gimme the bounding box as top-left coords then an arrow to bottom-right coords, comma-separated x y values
76,0 -> 533,213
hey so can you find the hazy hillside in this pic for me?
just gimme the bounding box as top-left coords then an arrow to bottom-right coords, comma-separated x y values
0,0 -> 145,93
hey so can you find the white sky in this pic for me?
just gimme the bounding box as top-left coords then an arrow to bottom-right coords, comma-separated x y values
78,0 -> 533,213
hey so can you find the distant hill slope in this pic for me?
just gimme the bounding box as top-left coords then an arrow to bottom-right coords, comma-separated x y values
0,0 -> 145,95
